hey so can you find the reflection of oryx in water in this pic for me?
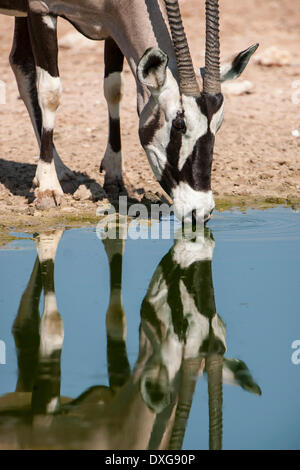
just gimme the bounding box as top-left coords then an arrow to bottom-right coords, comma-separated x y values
0,227 -> 261,449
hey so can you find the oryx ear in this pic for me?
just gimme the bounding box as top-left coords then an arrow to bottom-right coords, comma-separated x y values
200,43 -> 259,83
223,358 -> 262,395
137,48 -> 169,90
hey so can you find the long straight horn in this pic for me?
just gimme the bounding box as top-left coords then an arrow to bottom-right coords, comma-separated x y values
204,0 -> 221,94
206,353 -> 223,450
164,0 -> 200,96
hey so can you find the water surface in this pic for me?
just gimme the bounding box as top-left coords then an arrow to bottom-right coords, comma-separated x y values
0,207 -> 299,450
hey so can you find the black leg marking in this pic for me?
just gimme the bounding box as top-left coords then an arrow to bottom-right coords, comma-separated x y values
109,116 -> 121,154
27,11 -> 63,207
104,37 -> 124,79
100,38 -> 126,193
10,17 -> 73,186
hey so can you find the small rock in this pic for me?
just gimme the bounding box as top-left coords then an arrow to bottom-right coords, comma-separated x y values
73,185 -> 93,201
222,80 -> 254,96
292,129 -> 300,138
27,206 -> 35,216
254,46 -> 292,66
142,191 -> 161,204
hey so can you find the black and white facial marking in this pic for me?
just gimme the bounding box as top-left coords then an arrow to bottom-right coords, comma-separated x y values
139,230 -> 226,413
1,0 -> 258,212
137,48 -> 224,224
139,228 -> 261,415
137,44 -> 258,224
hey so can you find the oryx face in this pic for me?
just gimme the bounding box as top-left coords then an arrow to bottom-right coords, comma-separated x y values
137,1 -> 258,225
138,49 -> 224,224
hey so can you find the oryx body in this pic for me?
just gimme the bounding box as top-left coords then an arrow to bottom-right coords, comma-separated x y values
1,1 -> 258,220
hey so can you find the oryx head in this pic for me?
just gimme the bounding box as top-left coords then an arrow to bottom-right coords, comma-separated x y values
137,0 -> 258,224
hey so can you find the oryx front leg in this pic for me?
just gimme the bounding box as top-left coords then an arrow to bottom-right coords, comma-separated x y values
9,17 -> 73,188
28,11 -> 63,209
100,38 -> 126,195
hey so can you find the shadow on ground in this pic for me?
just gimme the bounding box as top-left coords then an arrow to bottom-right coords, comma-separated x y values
0,158 -> 154,208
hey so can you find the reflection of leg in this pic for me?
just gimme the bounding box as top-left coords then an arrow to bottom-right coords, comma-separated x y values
107,334 -> 131,391
12,257 -> 42,392
31,231 -> 64,414
103,236 -> 130,390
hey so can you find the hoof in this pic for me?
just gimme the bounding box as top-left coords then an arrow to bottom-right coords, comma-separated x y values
35,190 -> 62,210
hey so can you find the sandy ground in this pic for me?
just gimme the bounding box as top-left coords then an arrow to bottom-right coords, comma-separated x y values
0,0 -> 300,225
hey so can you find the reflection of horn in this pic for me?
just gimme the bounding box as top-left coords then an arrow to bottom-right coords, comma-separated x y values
169,357 -> 204,450
206,353 -> 223,450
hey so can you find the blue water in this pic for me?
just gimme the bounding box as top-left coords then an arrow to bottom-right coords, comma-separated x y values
0,207 -> 299,450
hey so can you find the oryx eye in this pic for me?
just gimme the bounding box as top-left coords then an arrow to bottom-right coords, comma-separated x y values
172,112 -> 186,133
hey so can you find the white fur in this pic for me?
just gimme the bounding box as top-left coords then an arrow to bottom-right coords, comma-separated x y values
160,335 -> 183,382
172,184 -> 215,223
47,397 -> 60,414
35,230 -> 64,262
40,293 -> 64,356
145,275 -> 183,381
36,66 -> 62,131
102,144 -> 123,179
42,15 -> 57,30
172,236 -> 215,268
34,159 -> 63,195
43,292 -> 58,316
178,95 -> 208,171
142,70 -> 181,179
179,281 -> 210,359
151,69 -> 181,121
211,315 -> 226,348
104,71 -> 123,119
222,365 -> 237,386
220,62 -> 232,80
210,102 -> 224,135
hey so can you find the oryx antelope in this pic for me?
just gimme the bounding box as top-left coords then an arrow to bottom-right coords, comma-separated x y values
1,1 -> 258,221
0,226 -> 261,450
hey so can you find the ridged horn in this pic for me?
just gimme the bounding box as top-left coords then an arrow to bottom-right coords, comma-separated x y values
204,0 -> 221,94
164,0 -> 200,96
206,353 -> 223,450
